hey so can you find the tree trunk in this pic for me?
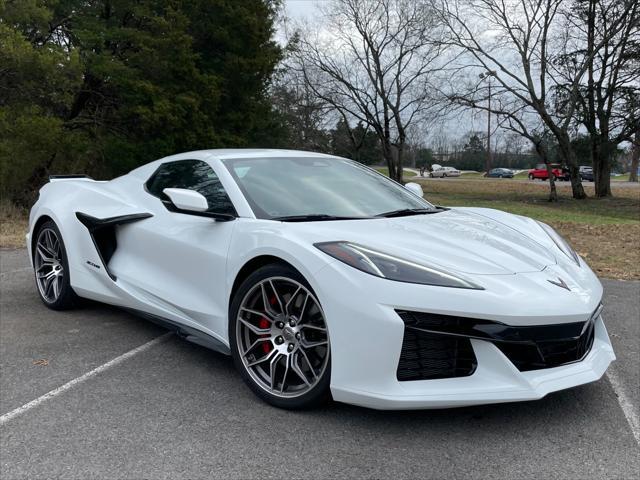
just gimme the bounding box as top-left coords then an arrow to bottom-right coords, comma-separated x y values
393,144 -> 404,184
535,141 -> 557,202
546,164 -> 558,202
556,133 -> 586,199
592,136 -> 612,197
629,130 -> 639,183
382,141 -> 397,181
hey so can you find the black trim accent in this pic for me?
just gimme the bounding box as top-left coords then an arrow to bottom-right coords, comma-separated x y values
396,306 -> 600,373
123,307 -> 231,355
164,206 -> 235,222
75,212 -> 153,281
144,160 -> 238,221
49,174 -> 94,180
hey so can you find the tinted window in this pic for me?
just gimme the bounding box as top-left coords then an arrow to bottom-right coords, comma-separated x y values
146,160 -> 235,216
222,156 -> 435,220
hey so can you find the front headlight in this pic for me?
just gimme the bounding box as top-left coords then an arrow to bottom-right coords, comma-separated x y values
536,221 -> 580,266
314,241 -> 483,289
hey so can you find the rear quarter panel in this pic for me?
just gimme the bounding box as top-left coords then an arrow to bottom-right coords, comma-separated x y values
29,177 -> 149,302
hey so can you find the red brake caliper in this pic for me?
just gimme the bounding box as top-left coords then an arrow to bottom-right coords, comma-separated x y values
259,317 -> 272,354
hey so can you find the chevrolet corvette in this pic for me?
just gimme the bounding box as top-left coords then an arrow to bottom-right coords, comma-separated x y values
27,149 -> 615,409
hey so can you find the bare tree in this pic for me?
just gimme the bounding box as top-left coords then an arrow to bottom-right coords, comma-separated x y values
270,70 -> 333,151
438,0 -> 635,199
289,0 -> 447,183
557,0 -> 640,197
630,130 -> 640,182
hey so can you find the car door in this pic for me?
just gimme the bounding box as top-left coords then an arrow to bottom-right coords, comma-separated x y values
110,159 -> 238,340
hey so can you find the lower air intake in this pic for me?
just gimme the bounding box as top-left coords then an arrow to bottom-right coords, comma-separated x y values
396,328 -> 477,381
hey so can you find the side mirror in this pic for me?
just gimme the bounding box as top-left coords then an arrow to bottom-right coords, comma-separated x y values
163,188 -> 208,212
404,182 -> 423,197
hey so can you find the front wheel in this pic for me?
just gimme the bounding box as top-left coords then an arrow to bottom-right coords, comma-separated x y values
33,220 -> 78,310
229,264 -> 331,409
528,174 -> 534,180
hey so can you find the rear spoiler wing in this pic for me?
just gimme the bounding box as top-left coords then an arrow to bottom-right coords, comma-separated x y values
49,174 -> 94,182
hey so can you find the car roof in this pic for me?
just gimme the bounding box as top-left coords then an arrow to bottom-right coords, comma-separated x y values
173,149 -> 339,161
127,149 -> 343,179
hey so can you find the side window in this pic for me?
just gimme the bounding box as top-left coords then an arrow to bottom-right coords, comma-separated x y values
145,160 -> 236,216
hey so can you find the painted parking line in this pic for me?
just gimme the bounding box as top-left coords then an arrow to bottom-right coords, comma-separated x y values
0,332 -> 172,426
606,369 -> 640,446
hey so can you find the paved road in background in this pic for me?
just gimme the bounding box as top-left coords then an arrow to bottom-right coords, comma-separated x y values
415,175 -> 640,188
1,248 -> 638,479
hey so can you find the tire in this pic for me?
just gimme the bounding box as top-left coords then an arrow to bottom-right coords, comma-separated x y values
32,220 -> 78,310
528,174 -> 534,180
229,263 -> 331,409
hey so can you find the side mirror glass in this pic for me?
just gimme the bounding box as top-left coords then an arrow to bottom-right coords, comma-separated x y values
404,182 -> 423,197
163,188 -> 209,212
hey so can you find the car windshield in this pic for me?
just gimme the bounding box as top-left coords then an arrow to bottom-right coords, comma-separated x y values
223,156 -> 436,220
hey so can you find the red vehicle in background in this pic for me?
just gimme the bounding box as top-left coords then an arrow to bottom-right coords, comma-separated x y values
528,163 -> 570,181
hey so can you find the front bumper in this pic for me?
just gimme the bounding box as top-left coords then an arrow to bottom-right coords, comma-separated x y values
332,316 -> 614,410
313,258 -> 615,410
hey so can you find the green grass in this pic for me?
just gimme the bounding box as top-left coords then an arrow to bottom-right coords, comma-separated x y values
417,179 -> 640,225
611,174 -> 631,182
374,167 -> 417,178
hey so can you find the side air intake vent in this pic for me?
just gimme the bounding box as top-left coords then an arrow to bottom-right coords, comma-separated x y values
76,212 -> 153,280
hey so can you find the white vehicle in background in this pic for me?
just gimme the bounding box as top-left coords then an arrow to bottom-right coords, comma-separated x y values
430,166 -> 461,178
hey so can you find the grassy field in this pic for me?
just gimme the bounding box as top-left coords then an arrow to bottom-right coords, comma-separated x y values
0,201 -> 27,250
374,167 -> 417,178
2,179 -> 638,279
416,178 -> 640,280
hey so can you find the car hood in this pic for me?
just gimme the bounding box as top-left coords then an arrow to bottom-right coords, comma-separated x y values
293,208 -> 557,275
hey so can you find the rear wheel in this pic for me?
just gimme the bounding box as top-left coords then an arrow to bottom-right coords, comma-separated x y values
33,220 -> 77,310
229,264 -> 331,409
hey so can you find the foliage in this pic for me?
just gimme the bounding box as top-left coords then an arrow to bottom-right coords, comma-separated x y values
0,0 -> 284,205
330,119 -> 382,165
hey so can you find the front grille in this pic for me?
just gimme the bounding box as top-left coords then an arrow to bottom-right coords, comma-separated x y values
496,319 -> 596,371
396,328 -> 477,381
396,306 -> 600,377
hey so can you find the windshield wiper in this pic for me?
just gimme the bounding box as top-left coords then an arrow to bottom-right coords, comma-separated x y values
376,208 -> 443,218
272,214 -> 372,222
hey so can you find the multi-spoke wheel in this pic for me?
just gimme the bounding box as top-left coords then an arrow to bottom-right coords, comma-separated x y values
230,264 -> 331,409
33,220 -> 77,310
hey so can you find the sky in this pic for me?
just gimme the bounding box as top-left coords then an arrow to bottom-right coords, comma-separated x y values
284,0 -> 322,20
279,0 -> 488,147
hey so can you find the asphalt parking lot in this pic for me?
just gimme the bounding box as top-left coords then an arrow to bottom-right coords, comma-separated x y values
1,248 -> 638,479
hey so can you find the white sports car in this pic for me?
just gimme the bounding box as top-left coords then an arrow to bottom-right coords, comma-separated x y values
28,149 -> 615,410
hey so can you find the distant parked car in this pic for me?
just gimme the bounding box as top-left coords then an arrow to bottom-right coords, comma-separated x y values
430,166 -> 461,178
486,168 -> 514,178
528,164 -> 569,181
580,166 -> 594,182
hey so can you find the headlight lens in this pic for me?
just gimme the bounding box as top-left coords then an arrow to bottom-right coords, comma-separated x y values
315,241 -> 483,289
537,221 -> 580,266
